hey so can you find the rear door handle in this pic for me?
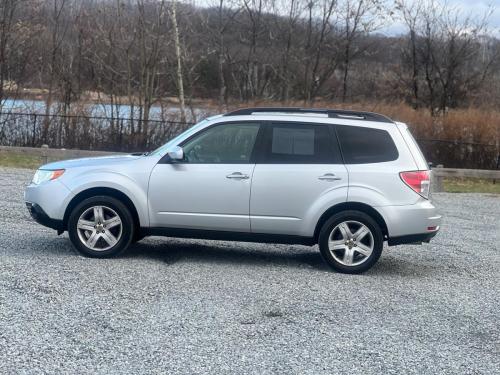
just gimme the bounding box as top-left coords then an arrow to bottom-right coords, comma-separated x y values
318,173 -> 342,181
226,172 -> 249,180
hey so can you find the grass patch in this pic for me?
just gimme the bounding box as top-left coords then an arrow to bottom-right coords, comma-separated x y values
443,177 -> 500,194
0,152 -> 43,169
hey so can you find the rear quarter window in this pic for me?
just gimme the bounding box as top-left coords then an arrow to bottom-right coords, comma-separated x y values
336,125 -> 399,164
405,128 -> 429,167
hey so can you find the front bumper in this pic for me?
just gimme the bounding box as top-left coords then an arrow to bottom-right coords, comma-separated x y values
26,202 -> 64,231
24,179 -> 73,231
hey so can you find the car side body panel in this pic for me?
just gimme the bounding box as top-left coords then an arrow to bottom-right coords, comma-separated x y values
346,163 -> 420,207
250,163 -> 349,236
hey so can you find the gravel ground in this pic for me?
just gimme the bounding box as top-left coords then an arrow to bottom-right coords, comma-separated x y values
0,167 -> 499,375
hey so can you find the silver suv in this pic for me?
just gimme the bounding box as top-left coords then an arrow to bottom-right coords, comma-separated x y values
25,108 -> 441,273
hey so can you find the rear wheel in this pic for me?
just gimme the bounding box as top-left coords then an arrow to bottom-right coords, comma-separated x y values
318,210 -> 383,274
68,196 -> 134,257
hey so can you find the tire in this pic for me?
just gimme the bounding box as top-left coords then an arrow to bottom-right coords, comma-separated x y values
68,196 -> 135,258
318,210 -> 383,274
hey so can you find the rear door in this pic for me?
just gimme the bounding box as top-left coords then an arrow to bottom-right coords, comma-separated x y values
250,122 -> 348,236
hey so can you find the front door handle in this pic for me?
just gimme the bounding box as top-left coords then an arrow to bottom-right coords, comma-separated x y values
226,172 -> 249,180
318,173 -> 342,181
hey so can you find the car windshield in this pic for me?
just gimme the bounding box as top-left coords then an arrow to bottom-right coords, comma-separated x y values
148,118 -> 211,157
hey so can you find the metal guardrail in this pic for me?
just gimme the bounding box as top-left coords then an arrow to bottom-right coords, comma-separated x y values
431,166 -> 500,192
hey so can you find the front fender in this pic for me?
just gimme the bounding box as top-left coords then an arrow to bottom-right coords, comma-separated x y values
61,170 -> 150,227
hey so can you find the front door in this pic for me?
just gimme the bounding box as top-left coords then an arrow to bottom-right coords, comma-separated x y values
148,122 -> 261,232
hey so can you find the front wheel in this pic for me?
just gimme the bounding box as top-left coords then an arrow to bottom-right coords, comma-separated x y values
318,210 -> 383,274
68,196 -> 134,257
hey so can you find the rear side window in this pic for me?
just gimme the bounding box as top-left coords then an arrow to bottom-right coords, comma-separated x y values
336,125 -> 398,164
260,123 -> 341,164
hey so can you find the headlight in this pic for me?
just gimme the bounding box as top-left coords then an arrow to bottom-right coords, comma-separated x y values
32,169 -> 65,185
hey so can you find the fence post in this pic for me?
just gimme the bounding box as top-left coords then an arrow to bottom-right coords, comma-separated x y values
32,114 -> 37,147
41,144 -> 49,165
432,164 -> 444,193
494,154 -> 499,184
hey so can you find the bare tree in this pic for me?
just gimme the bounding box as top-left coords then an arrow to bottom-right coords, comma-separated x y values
0,0 -> 35,109
272,0 -> 303,103
396,0 -> 422,108
397,0 -> 495,116
0,0 -> 499,135
0,0 -> 18,107
207,0 -> 242,108
41,0 -> 69,143
338,0 -> 384,102
170,0 -> 187,122
302,0 -> 339,104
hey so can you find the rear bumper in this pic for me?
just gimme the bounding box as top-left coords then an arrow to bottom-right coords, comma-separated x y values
26,202 -> 64,231
388,230 -> 439,246
376,199 -> 442,239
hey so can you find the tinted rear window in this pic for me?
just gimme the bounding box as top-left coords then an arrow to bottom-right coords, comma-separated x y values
336,125 -> 398,164
260,123 -> 341,164
272,127 -> 315,156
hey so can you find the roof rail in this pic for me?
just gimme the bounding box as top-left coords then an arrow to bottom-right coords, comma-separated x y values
224,107 -> 394,123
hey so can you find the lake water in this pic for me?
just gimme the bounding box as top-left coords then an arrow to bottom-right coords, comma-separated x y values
0,98 -> 204,121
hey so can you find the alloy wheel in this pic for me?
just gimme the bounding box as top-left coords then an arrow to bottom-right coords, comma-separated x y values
76,205 -> 123,251
328,220 -> 374,266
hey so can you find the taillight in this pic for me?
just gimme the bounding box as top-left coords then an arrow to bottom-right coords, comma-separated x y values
400,170 -> 430,199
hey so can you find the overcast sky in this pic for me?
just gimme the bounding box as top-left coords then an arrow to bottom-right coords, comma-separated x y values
380,0 -> 500,36
188,0 -> 500,37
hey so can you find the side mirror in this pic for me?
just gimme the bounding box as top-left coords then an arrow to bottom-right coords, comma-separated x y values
166,146 -> 184,161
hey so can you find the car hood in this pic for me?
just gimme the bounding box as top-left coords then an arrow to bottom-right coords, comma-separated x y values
41,154 -> 143,170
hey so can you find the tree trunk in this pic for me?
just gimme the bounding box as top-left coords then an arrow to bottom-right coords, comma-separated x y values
171,0 -> 186,123
410,29 -> 419,108
342,43 -> 350,103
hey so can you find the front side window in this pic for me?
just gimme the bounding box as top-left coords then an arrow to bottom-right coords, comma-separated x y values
336,125 -> 399,164
260,123 -> 339,164
182,122 -> 260,163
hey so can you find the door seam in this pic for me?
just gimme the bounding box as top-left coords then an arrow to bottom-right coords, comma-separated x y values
249,163 -> 257,233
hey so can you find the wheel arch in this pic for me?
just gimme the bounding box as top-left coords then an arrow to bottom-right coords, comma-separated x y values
314,202 -> 388,242
63,187 -> 141,232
